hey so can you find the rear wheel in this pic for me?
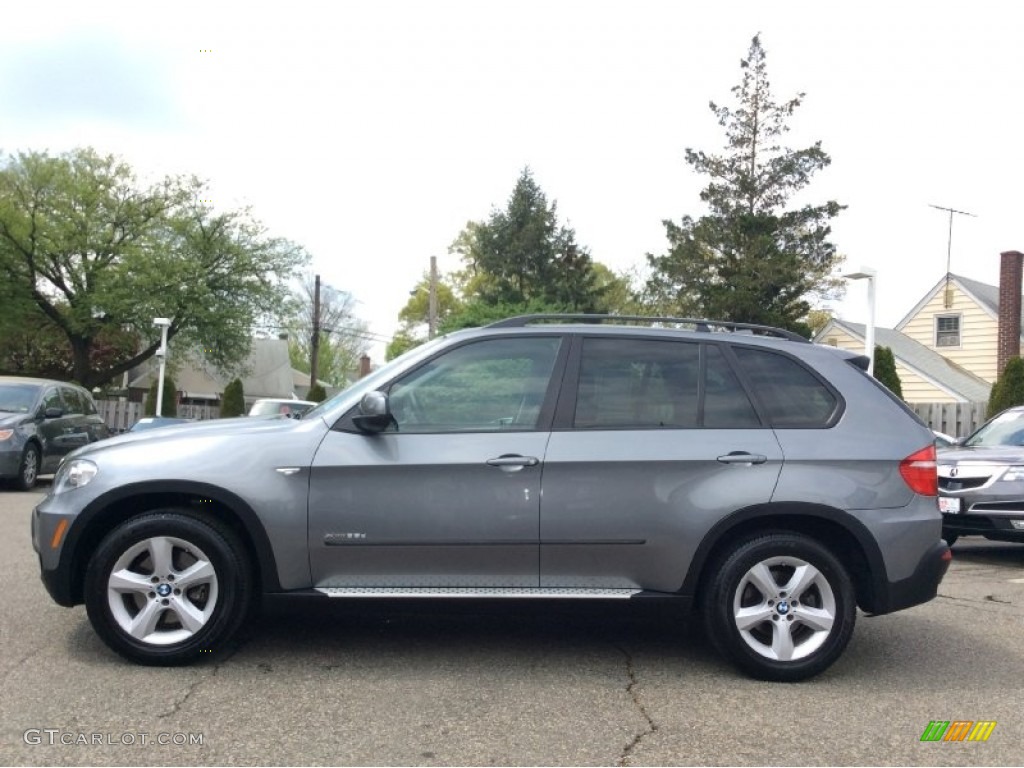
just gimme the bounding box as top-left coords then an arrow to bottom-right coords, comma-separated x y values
703,532 -> 856,682
84,510 -> 251,665
14,444 -> 39,491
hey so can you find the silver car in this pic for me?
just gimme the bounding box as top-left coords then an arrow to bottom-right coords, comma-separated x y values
938,405 -> 1024,546
32,316 -> 949,681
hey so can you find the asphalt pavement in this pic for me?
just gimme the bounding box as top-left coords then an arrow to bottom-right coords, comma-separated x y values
1,485 -> 1022,766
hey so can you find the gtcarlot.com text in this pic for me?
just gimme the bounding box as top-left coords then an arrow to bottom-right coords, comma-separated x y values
23,729 -> 204,746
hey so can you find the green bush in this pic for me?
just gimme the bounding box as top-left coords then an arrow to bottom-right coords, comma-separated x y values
308,383 -> 327,402
988,357 -> 1024,418
221,378 -> 246,417
873,346 -> 903,399
144,375 -> 177,417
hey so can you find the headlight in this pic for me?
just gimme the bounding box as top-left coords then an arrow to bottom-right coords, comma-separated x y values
1000,466 -> 1024,482
52,459 -> 98,494
0,429 -> 13,441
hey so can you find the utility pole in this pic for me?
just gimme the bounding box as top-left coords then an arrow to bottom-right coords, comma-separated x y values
310,274 -> 321,388
929,204 -> 977,307
428,255 -> 438,339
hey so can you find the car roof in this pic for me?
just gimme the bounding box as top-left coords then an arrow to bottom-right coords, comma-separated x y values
0,376 -> 82,388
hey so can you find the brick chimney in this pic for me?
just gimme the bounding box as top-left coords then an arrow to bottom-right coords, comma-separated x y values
358,354 -> 372,379
997,250 -> 1024,376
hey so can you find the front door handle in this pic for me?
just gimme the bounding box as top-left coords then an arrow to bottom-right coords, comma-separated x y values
486,455 -> 540,470
717,451 -> 768,466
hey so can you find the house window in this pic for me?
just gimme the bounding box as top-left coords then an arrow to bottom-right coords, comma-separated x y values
936,315 -> 961,347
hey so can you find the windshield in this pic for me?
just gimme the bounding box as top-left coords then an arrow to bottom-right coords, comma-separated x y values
964,409 -> 1024,447
0,383 -> 40,413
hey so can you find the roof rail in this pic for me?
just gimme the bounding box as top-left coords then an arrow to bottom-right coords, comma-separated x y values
485,314 -> 810,342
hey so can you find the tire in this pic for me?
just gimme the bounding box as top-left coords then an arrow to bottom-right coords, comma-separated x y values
84,510 -> 252,665
14,444 -> 40,491
703,532 -> 856,682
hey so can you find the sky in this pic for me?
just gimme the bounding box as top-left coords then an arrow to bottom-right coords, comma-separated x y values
2,0 -> 1022,361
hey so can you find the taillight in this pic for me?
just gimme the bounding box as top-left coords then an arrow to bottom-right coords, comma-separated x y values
899,444 -> 937,496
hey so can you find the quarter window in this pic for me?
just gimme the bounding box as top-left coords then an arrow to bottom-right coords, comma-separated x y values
733,347 -> 838,428
387,337 -> 560,432
936,315 -> 961,347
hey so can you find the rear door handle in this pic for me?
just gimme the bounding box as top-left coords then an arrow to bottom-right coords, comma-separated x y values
486,455 -> 540,469
717,451 -> 768,465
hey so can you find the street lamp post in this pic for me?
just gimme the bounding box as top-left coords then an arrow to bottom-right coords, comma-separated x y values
153,317 -> 171,416
842,268 -> 877,376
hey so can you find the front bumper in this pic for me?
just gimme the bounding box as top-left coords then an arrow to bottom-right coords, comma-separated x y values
32,496 -> 80,607
0,445 -> 22,480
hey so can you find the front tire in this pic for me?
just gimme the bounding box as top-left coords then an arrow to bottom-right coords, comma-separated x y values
84,511 -> 251,665
703,532 -> 856,682
14,444 -> 39,491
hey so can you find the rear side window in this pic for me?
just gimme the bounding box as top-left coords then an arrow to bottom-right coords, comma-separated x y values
704,346 -> 761,428
733,347 -> 838,428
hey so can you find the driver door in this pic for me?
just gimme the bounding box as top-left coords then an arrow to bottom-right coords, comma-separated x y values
308,335 -> 566,588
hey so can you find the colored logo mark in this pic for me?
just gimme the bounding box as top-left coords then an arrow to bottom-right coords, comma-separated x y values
920,720 -> 996,742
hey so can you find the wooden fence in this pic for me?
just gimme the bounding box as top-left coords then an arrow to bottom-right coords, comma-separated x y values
909,401 -> 987,438
96,400 -> 220,432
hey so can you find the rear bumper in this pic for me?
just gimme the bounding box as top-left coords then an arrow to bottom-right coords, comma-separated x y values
867,541 -> 951,615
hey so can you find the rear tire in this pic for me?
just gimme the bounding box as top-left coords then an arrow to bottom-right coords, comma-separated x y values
14,444 -> 39,491
703,532 -> 856,682
84,510 -> 251,665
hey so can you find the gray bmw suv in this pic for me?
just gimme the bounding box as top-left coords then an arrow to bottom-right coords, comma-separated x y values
32,316 -> 949,681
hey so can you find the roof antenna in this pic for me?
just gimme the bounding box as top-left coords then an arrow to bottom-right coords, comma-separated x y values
929,204 -> 977,308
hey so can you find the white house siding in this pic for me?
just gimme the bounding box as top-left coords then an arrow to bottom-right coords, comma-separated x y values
820,324 -> 957,403
898,282 -> 998,383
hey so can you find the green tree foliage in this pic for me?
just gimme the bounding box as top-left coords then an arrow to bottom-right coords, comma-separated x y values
144,375 -> 177,417
645,35 -> 845,333
0,148 -> 308,388
385,329 -> 423,362
873,346 -> 903,399
988,357 -> 1024,418
307,383 -> 327,402
220,378 -> 245,417
283,275 -> 368,386
454,168 -> 606,312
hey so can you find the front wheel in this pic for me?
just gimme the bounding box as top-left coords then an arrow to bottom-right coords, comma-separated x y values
703,532 -> 856,682
14,444 -> 39,491
84,511 -> 252,665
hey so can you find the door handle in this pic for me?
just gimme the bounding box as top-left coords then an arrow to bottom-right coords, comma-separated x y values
486,455 -> 540,468
717,451 -> 768,465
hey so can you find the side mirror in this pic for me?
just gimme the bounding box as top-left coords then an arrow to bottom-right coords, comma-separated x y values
44,407 -> 64,419
352,391 -> 393,434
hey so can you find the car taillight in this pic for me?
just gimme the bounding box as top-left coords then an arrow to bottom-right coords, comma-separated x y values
899,444 -> 937,496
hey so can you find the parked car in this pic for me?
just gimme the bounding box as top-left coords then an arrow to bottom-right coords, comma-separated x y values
127,417 -> 194,432
937,405 -> 1024,546
32,315 -> 948,681
248,398 -> 317,418
0,376 -> 109,490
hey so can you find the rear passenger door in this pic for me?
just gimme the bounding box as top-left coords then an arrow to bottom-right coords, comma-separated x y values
539,336 -> 784,592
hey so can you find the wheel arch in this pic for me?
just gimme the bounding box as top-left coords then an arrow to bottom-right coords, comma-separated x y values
63,481 -> 281,605
682,502 -> 889,614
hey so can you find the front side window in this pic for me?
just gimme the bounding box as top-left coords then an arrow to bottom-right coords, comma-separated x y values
41,388 -> 63,415
61,387 -> 84,415
387,337 -> 561,433
936,315 -> 961,347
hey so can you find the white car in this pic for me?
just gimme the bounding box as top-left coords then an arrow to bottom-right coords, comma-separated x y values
248,398 -> 317,418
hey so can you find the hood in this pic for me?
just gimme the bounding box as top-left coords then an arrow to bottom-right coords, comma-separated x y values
68,414 -> 325,461
0,411 -> 29,428
936,444 -> 1024,464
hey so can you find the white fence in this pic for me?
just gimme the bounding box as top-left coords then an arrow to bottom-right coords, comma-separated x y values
909,401 -> 987,438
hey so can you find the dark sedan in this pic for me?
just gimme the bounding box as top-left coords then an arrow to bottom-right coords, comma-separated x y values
0,377 -> 109,490
937,405 -> 1024,546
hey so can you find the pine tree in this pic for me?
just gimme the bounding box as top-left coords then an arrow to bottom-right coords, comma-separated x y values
873,346 -> 903,399
144,376 -> 177,417
646,35 -> 844,332
988,357 -> 1024,418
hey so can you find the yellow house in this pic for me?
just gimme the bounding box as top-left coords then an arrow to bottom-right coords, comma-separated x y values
814,273 -> 1007,405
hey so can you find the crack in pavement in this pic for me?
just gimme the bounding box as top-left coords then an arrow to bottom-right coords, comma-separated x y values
614,644 -> 657,767
157,637 -> 248,719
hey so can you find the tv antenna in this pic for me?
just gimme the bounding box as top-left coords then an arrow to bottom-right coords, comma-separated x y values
929,203 -> 977,276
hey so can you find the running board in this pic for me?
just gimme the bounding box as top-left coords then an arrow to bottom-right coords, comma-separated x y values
315,587 -> 642,599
